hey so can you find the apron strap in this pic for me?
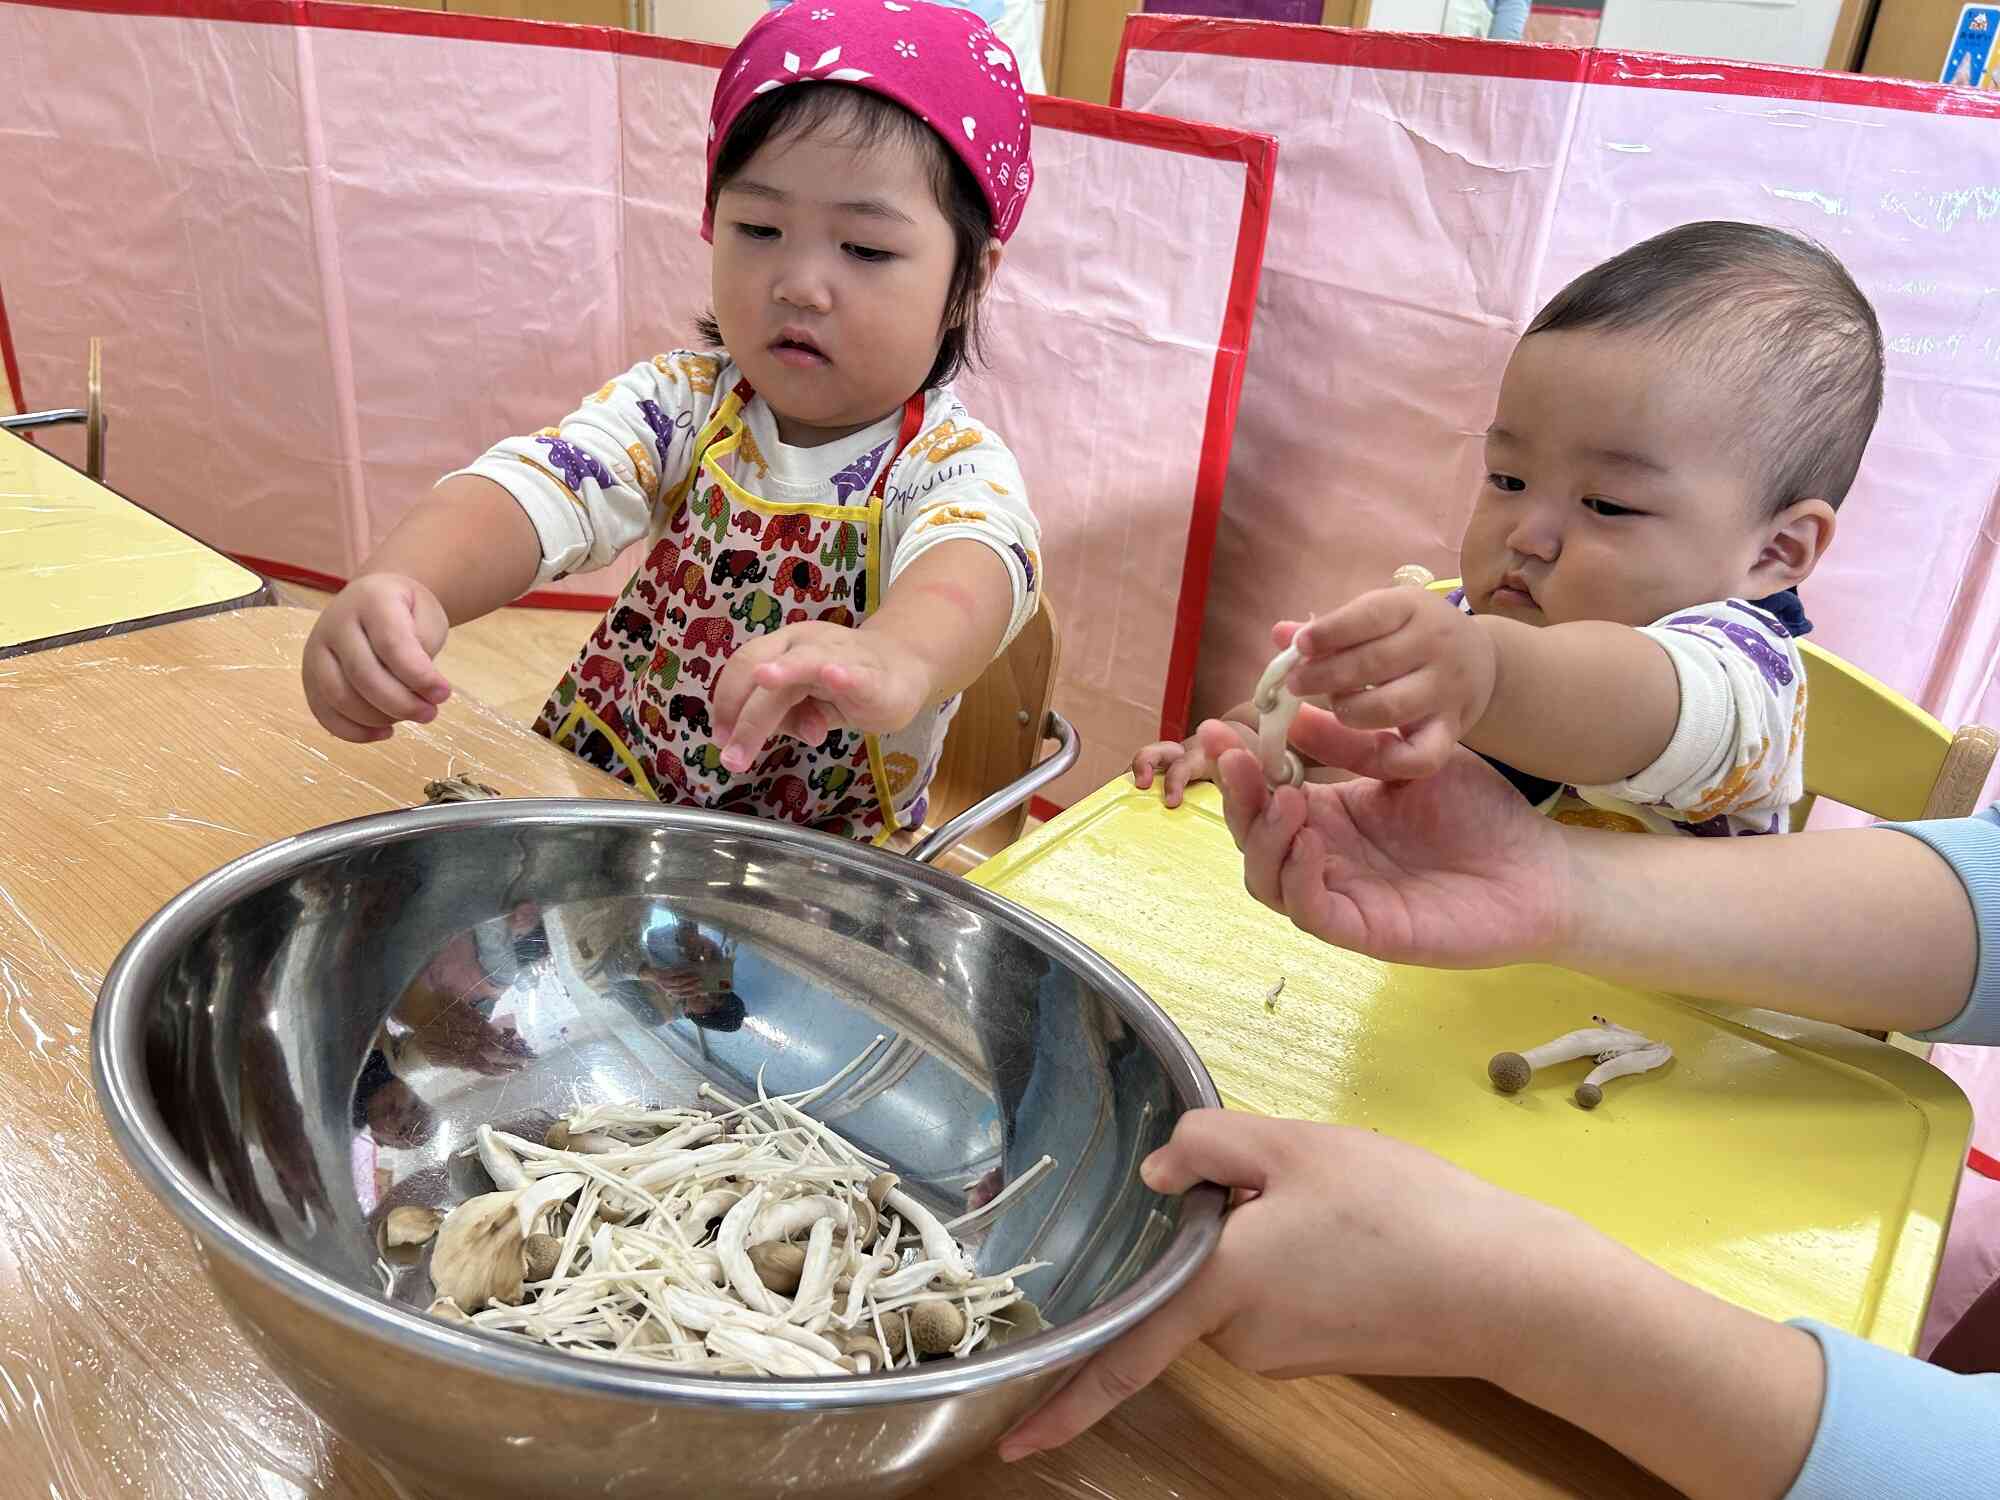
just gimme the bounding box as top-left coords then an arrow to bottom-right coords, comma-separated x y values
875,394 -> 926,502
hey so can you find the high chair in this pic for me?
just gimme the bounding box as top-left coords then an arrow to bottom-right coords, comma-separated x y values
902,599 -> 1077,875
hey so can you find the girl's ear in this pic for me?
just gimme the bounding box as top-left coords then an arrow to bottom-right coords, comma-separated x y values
1750,498 -> 1836,593
976,239 -> 1004,298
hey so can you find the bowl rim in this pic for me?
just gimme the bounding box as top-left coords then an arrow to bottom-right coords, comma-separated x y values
92,799 -> 1227,1410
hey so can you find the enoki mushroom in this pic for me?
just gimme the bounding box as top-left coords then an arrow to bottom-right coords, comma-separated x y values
411,1039 -> 1050,1377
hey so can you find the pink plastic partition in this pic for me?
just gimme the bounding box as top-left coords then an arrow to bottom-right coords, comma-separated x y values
0,0 -> 1275,807
1116,18 -> 2000,789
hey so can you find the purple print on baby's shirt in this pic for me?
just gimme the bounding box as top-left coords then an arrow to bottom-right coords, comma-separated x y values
1667,615 -> 1795,692
535,434 -> 614,493
830,441 -> 892,503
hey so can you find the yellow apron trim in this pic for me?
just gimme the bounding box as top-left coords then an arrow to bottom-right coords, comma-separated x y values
862,733 -> 903,840
703,421 -> 900,522
661,391 -> 749,525
550,699 -> 659,801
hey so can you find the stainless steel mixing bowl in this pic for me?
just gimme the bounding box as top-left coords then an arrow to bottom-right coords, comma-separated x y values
93,801 -> 1224,1499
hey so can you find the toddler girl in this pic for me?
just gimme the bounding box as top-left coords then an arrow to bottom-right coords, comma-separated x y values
303,1 -> 1043,845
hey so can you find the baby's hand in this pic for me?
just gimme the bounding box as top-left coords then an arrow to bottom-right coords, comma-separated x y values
1284,588 -> 1498,780
302,574 -> 452,743
712,621 -> 931,773
1133,722 -> 1254,808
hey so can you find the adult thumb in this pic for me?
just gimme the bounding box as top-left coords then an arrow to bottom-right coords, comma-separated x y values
1141,1109 -> 1277,1197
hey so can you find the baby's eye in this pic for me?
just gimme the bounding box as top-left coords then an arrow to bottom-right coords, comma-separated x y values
1583,496 -> 1641,518
735,222 -> 780,241
1485,473 -> 1525,493
843,243 -> 895,263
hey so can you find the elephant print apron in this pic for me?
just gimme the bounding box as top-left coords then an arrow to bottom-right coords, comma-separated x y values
535,379 -> 926,846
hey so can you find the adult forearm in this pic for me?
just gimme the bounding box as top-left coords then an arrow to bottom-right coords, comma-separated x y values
1495,1220 -> 1824,1500
357,475 -> 544,625
1550,825 -> 1974,1033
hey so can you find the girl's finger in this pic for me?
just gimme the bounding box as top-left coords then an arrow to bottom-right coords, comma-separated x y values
361,605 -> 451,704
723,680 -> 812,772
331,632 -> 438,725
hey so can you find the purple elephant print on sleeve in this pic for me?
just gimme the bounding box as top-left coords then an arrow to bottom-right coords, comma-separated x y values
535,435 -> 614,494
639,399 -> 678,473
1670,614 -> 1794,692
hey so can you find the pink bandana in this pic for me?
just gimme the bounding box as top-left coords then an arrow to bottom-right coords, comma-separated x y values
704,1 -> 1034,243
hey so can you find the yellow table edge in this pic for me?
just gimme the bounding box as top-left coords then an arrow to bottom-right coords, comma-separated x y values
0,428 -> 266,653
972,777 -> 1973,1353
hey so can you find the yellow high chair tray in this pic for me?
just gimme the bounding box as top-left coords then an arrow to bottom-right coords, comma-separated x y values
0,428 -> 267,657
973,780 -> 1973,1352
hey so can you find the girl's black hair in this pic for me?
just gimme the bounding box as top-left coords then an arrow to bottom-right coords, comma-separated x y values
698,82 -> 994,393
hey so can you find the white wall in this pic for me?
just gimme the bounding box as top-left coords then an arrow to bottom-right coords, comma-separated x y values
1584,0 -> 1840,68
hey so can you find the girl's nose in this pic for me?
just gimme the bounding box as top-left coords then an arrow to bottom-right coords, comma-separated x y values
772,256 -> 833,314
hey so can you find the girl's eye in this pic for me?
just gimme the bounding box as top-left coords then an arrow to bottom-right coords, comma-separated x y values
1582,496 -> 1641,518
735,223 -> 779,241
843,243 -> 895,263
1485,473 -> 1525,493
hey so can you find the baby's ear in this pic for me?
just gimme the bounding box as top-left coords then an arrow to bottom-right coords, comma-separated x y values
1756,498 -> 1837,588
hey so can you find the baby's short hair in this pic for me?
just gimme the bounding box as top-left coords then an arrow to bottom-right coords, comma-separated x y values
1524,222 -> 1884,514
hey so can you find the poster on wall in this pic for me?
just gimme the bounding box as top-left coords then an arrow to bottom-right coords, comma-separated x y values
1943,3 -> 2000,86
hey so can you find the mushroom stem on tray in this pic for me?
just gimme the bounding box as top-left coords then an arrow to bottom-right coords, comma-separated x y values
410,1039 -> 1051,1377
1488,1015 -> 1673,1108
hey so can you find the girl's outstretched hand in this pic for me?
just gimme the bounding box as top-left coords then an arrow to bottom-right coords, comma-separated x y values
1200,713 -> 1574,969
302,573 -> 453,743
711,620 -> 932,773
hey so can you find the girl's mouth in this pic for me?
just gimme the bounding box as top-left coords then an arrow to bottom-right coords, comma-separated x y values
771,332 -> 830,369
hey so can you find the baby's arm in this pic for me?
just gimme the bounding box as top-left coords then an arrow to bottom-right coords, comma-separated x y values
1460,615 -> 1682,786
1287,590 -> 1794,798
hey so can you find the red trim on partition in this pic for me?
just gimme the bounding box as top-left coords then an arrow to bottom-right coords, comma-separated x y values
238,552 -> 616,612
1972,1147 -> 2000,1183
1118,14 -> 2000,120
1162,129 -> 1273,741
0,277 -> 24,416
1029,795 -> 1065,824
3,0 -> 732,61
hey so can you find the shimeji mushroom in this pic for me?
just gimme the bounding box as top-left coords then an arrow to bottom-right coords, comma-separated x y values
404,1041 -> 1054,1377
1488,1017 -> 1673,1108
1251,646 -> 1307,789
1250,565 -> 1440,791
381,1205 -> 444,1249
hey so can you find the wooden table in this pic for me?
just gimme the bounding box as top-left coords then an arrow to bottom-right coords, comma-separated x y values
0,427 -> 270,657
0,608 -> 1672,1499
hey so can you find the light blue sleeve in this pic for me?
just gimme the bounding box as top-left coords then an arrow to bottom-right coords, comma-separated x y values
1488,0 -> 1531,40
1883,804 -> 2000,1043
1784,1321 -> 2000,1498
